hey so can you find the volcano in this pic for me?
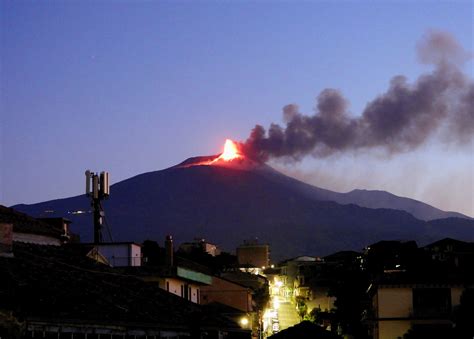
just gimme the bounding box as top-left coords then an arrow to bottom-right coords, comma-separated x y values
12,140 -> 473,260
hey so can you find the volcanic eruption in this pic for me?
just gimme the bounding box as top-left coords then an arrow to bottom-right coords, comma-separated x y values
176,138 -> 261,170
213,139 -> 243,162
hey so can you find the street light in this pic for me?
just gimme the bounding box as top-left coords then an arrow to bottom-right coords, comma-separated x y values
240,316 -> 249,327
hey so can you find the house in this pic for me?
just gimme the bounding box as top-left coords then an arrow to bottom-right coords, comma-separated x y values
179,238 -> 221,257
203,302 -> 253,332
365,271 -> 471,339
300,251 -> 361,312
323,250 -> 361,268
200,275 -> 254,313
236,239 -> 270,268
201,271 -> 269,338
129,264 -> 213,304
279,256 -> 321,298
37,217 -> 73,242
94,241 -> 142,267
0,208 -> 251,338
0,241 -> 250,338
0,205 -> 66,246
363,239 -> 474,338
124,236 -> 212,304
221,271 -> 268,291
363,240 -> 419,274
423,238 -> 474,270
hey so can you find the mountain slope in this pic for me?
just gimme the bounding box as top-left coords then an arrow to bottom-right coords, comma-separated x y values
254,169 -> 469,221
12,159 -> 474,260
333,189 -> 468,221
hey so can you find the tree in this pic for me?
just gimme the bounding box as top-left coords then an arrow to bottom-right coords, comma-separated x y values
0,310 -> 25,339
253,282 -> 270,311
142,240 -> 164,266
307,307 -> 336,329
327,267 -> 370,339
295,296 -> 308,320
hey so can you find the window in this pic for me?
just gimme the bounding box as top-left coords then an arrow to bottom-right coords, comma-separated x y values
180,285 -> 184,297
412,288 -> 451,317
166,281 -> 170,292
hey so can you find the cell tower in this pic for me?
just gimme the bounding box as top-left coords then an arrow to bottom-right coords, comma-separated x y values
85,170 -> 110,244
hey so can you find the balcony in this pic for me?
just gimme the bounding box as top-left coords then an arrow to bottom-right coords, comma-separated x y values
410,306 -> 451,319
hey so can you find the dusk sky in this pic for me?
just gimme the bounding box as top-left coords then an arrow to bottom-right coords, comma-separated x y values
1,1 -> 473,216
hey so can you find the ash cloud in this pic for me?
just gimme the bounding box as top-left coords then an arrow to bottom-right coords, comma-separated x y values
242,31 -> 474,162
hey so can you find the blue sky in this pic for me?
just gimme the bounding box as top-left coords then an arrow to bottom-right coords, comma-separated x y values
1,1 -> 473,216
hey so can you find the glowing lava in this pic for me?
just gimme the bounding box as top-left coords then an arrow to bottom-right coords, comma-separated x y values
216,139 -> 242,161
177,139 -> 244,168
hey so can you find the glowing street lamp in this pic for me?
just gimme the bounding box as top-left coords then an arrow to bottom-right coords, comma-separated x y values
240,316 -> 249,327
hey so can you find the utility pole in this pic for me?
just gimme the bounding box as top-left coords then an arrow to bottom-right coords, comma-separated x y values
85,170 -> 110,244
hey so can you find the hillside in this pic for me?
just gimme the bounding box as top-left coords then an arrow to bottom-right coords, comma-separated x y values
13,157 -> 474,260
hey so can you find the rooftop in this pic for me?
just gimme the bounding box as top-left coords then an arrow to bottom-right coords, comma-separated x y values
0,242 -> 244,332
0,205 -> 62,238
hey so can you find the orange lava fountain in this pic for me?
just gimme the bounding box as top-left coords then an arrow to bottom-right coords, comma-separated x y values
215,139 -> 242,161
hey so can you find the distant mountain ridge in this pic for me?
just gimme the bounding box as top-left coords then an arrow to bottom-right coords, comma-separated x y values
237,164 -> 469,221
12,155 -> 473,260
335,189 -> 467,221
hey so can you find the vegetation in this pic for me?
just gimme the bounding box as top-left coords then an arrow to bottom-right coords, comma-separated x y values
295,296 -> 308,320
253,282 -> 270,311
327,268 -> 369,339
142,240 -> 164,266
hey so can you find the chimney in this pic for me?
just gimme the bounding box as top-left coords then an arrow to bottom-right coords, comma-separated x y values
165,235 -> 173,267
0,223 -> 14,258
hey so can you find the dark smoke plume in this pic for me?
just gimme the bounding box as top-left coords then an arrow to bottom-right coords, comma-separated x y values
242,31 -> 473,162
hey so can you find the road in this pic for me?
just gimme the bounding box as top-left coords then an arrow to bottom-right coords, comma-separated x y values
276,297 -> 300,331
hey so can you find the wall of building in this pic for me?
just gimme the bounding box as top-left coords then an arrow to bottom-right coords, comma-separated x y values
377,287 -> 412,318
374,286 -> 465,339
280,258 -> 317,288
129,244 -> 142,266
378,320 -> 411,339
98,244 -> 129,267
203,243 -> 221,256
237,245 -> 269,268
97,243 -> 141,267
200,276 -> 252,312
307,288 -> 335,312
158,277 -> 200,303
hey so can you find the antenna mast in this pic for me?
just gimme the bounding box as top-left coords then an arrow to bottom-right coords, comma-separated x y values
85,170 -> 110,244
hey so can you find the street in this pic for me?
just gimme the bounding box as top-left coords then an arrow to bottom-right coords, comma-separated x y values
276,296 -> 300,331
